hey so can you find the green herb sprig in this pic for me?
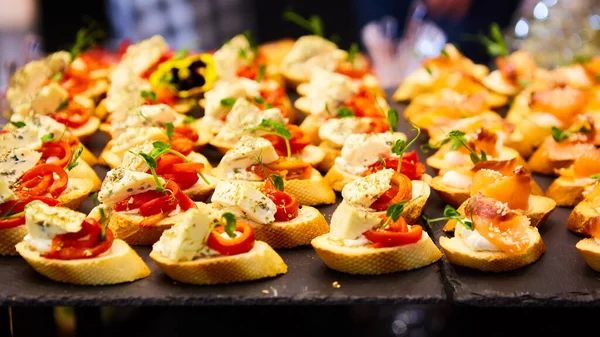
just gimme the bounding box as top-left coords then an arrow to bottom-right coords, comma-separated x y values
422,205 -> 474,230
69,23 -> 105,60
140,90 -> 157,104
65,145 -> 83,171
422,130 -> 487,164
283,10 -> 325,36
336,107 -> 355,118
245,119 -> 292,158
464,22 -> 508,57
390,124 -> 421,172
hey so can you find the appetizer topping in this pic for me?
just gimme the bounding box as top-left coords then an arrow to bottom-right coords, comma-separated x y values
318,117 -> 376,147
14,164 -> 69,198
341,87 -> 387,118
455,219 -> 503,252
0,179 -> 15,204
342,169 -> 411,211
29,82 -> 69,115
50,99 -> 93,129
261,179 -> 299,222
214,34 -> 255,80
110,35 -> 169,84
495,51 -> 536,85
0,195 -> 60,229
470,167 -> 531,210
336,133 -> 403,175
363,214 -> 422,248
572,149 -> 600,179
247,157 -> 312,181
530,85 -> 587,124
153,206 -> 218,261
203,79 -> 260,121
0,147 -> 43,186
112,104 -> 180,135
206,212 -> 255,255
261,124 -> 311,157
216,98 -> 285,141
329,201 -> 381,241
110,127 -> 169,155
211,181 -> 277,225
9,114 -> 67,141
42,215 -> 114,260
304,69 -> 357,114
0,126 -> 42,151
220,137 -> 279,179
24,202 -> 86,253
441,170 -> 473,189
98,168 -> 165,206
281,35 -> 345,79
465,193 -> 531,255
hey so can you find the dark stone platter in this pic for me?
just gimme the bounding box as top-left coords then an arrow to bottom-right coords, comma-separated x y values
0,89 -> 597,307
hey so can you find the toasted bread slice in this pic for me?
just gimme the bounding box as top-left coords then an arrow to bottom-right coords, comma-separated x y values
69,116 -> 101,142
311,232 -> 442,275
16,239 -> 150,285
67,160 -> 102,191
528,148 -> 573,176
481,70 -> 520,96
430,174 -> 545,208
567,201 -> 599,234
576,238 -> 600,272
150,241 -> 287,285
212,168 -> 336,206
94,98 -> 108,120
316,142 -> 339,172
299,114 -> 324,145
183,175 -> 219,202
426,147 -> 527,172
443,195 -> 555,231
545,177 -> 593,206
439,227 -> 545,272
80,145 -> 98,166
58,178 -> 96,210
245,206 -> 328,248
0,226 -> 28,256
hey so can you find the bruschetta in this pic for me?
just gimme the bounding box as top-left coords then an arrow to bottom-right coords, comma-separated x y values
575,216 -> 600,272
150,204 -> 287,284
16,202 -> 150,285
546,148 -> 600,206
481,50 -> 537,96
566,182 -> 600,234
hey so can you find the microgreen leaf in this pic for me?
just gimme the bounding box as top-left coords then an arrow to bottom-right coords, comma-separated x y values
246,120 -> 292,158
256,64 -> 266,82
445,130 -> 485,164
347,43 -> 359,66
183,115 -> 196,124
591,173 -> 600,180
41,133 -> 55,143
164,122 -> 175,142
134,151 -> 165,193
152,141 -> 171,150
518,78 -> 530,87
242,30 -> 258,58
51,72 -> 64,82
90,191 -> 100,207
440,49 -> 449,57
220,97 -> 237,107
424,65 -> 433,75
69,23 -> 104,60
283,9 -> 325,36
336,107 -> 354,118
65,145 -> 83,171
464,22 -> 508,57
99,207 -> 108,241
386,109 -> 398,133
272,174 -> 284,192
9,121 -> 26,128
222,212 -> 237,238
140,90 -> 157,103
390,124 -> 421,172
421,205 -> 474,230
174,48 -> 189,60
551,126 -> 568,143
56,99 -> 69,112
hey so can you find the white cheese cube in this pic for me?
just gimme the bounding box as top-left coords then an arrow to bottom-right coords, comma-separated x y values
219,136 -> 279,175
152,206 -> 213,262
0,179 -> 15,204
342,169 -> 394,209
30,83 -> 69,115
0,147 -> 43,186
217,98 -> 285,141
98,168 -> 165,206
25,202 -> 86,253
305,69 -> 357,114
328,201 -> 381,241
211,181 -> 276,224
14,114 -> 67,140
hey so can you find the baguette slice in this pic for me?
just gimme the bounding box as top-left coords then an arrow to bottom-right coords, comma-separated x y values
316,142 -> 339,172
69,116 -> 101,142
0,226 -> 28,256
299,114 -> 324,145
545,176 -> 592,207
16,239 -> 151,285
324,163 -> 432,192
576,238 -> 600,272
150,241 -> 287,285
443,195 -> 555,231
80,145 -> 98,166
67,160 -> 102,191
58,178 -> 96,210
527,148 -> 573,176
311,232 -> 442,275
246,206 -> 329,248
567,201 -> 598,234
426,147 -> 527,172
439,227 -> 545,272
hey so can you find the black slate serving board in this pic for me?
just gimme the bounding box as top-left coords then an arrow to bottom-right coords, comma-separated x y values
0,93 -> 446,306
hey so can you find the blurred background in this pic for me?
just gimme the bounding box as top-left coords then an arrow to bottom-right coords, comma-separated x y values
1,0 -> 600,336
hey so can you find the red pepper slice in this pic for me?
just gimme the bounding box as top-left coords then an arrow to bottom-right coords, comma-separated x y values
206,221 -> 255,255
113,190 -> 165,212
51,101 -> 91,128
369,171 -> 412,212
363,217 -> 422,248
16,164 -> 68,198
43,218 -> 114,260
261,181 -> 299,222
363,151 -> 426,180
0,196 -> 60,229
262,124 -> 310,156
40,140 -> 73,168
170,138 -> 194,155
173,126 -> 199,142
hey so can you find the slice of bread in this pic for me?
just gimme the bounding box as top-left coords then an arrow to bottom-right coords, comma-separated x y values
80,145 -> 98,166
567,201 -> 598,234
183,175 -> 219,202
430,175 -> 470,208
58,178 -> 96,210
69,116 -> 101,142
443,195 -> 555,231
67,160 -> 102,191
545,177 -> 591,207
246,206 -> 329,249
299,115 -> 324,145
427,147 -> 527,172
150,241 -> 287,285
528,147 -> 573,176
311,232 -> 442,275
0,225 -> 28,256
16,239 -> 151,285
439,227 -> 545,272
576,238 -> 600,272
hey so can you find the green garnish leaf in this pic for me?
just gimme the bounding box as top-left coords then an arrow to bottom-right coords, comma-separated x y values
139,152 -> 157,169
347,43 -> 359,66
90,191 -> 100,207
9,121 -> 26,128
164,122 -> 175,142
99,207 -> 108,241
445,130 -> 486,164
386,109 -> 399,133
551,126 -> 569,143
183,115 -> 196,124
69,23 -> 105,60
254,96 -> 266,105
440,49 -> 449,57
141,90 -> 157,103
283,9 -> 325,36
220,97 -> 237,107
424,65 -> 433,75
246,120 -> 292,158
518,78 -> 530,87
464,22 -> 508,57
51,73 -> 64,82
41,133 -> 55,143
174,48 -> 189,60
591,173 -> 600,180
422,205 -> 474,230
152,141 -> 171,150
386,202 -> 407,222
65,145 -> 83,171
573,55 -> 592,64
272,174 -> 284,192
222,212 -> 237,238
256,64 -> 266,82
56,99 -> 69,112
242,30 -> 258,57
336,107 -> 355,118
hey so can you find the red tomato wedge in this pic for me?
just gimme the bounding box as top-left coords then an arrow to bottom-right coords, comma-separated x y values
206,221 -> 255,256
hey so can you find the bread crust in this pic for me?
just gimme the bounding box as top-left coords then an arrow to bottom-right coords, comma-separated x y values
439,227 -> 546,272
545,177 -> 591,207
70,116 -> 101,141
67,160 -> 102,191
0,226 -> 28,256
567,201 -> 599,234
576,238 -> 600,272
426,147 -> 527,172
150,241 -> 287,285
58,178 -> 96,210
16,239 -> 151,285
246,206 -> 329,248
528,147 -> 573,176
311,232 -> 442,275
